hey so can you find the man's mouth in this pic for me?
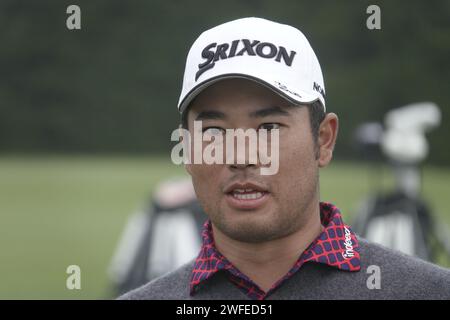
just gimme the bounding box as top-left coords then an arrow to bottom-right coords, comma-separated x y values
230,188 -> 265,200
224,182 -> 269,210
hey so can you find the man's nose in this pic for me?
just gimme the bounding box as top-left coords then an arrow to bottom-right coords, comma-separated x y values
225,140 -> 260,170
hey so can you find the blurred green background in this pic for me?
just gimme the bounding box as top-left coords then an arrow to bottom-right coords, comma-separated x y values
0,0 -> 449,299
1,157 -> 450,299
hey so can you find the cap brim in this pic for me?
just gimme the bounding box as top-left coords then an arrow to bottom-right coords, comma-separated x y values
178,73 -> 323,115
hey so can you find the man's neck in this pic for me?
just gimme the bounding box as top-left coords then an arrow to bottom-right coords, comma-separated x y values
212,204 -> 324,293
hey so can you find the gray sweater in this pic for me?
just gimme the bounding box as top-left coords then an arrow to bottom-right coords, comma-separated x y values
118,237 -> 450,300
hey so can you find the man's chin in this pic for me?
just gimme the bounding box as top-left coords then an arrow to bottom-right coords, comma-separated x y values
212,212 -> 285,243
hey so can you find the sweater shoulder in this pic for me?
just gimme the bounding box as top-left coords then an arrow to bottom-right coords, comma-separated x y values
117,259 -> 195,300
358,236 -> 449,275
357,236 -> 450,298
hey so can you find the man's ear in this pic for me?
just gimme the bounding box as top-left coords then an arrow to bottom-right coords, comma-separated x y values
317,113 -> 339,168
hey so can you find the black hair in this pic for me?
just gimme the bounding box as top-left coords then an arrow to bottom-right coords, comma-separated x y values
308,100 -> 326,143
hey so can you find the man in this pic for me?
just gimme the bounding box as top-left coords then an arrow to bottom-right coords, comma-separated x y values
119,17 -> 450,300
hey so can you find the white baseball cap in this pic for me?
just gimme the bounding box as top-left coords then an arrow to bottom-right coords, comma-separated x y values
177,17 -> 326,114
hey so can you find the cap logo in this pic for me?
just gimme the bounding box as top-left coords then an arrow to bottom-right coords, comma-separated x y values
313,81 -> 325,99
195,39 -> 297,81
274,81 -> 302,99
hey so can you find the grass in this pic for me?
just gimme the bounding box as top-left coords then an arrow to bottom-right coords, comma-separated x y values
0,155 -> 449,299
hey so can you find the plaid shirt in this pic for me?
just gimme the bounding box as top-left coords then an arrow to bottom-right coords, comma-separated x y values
190,202 -> 361,300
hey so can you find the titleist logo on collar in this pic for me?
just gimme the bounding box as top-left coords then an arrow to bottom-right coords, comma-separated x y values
195,39 -> 297,81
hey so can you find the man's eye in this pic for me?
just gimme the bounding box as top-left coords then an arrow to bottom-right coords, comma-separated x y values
258,123 -> 281,131
203,127 -> 225,136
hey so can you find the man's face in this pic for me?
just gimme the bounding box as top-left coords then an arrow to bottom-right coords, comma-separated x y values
185,78 -> 323,243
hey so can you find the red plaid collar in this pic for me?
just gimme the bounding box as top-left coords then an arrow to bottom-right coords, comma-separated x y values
190,202 -> 361,300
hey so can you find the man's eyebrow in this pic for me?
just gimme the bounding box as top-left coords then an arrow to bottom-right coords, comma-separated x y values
249,106 -> 291,118
195,110 -> 226,121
